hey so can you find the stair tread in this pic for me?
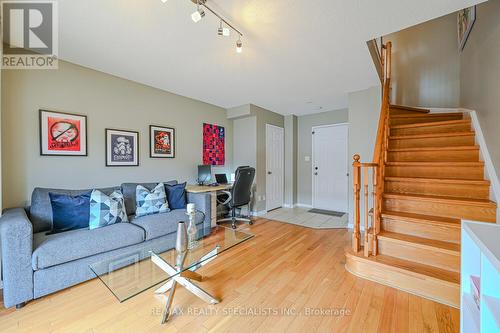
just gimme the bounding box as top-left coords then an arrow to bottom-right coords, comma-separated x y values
383,192 -> 496,207
390,105 -> 430,113
388,145 -> 479,152
391,119 -> 470,129
387,161 -> 484,166
381,210 -> 461,226
391,112 -> 462,119
378,231 -> 460,254
390,132 -> 475,140
345,249 -> 460,284
385,177 -> 490,185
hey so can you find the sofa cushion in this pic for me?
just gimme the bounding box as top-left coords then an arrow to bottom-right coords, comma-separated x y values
165,182 -> 187,210
121,181 -> 177,216
89,189 -> 128,230
135,183 -> 170,217
130,209 -> 204,241
49,191 -> 92,234
32,223 -> 145,270
30,187 -> 120,233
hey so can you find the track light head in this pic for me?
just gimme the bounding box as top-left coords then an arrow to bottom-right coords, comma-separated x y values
160,0 -> 168,3
236,38 -> 243,53
218,21 -> 230,36
191,4 -> 205,23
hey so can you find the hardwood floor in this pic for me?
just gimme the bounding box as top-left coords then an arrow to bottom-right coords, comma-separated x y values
0,219 -> 459,333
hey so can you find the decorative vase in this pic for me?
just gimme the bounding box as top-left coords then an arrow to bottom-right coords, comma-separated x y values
176,221 -> 188,253
187,205 -> 199,250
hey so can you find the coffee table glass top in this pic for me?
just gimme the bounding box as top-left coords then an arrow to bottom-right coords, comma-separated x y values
89,226 -> 254,302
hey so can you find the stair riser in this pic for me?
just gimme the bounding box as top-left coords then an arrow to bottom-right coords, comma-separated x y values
388,149 -> 479,162
383,197 -> 497,222
385,180 -> 490,199
378,238 -> 460,272
381,218 -> 460,244
390,110 -> 429,116
386,165 -> 484,180
390,115 -> 463,126
389,135 -> 475,149
390,122 -> 471,136
345,255 -> 460,307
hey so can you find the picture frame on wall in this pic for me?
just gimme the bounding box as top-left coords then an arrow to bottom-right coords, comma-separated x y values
458,6 -> 476,51
39,109 -> 88,156
105,129 -> 139,167
149,125 -> 175,158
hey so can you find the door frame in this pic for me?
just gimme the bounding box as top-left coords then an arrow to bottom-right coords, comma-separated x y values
311,122 -> 349,211
265,124 -> 285,212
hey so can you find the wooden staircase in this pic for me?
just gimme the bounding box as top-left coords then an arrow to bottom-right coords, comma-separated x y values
346,104 -> 497,307
344,42 -> 497,308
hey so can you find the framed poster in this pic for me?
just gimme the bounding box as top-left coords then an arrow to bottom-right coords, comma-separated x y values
105,129 -> 139,167
203,123 -> 225,166
149,125 -> 175,158
39,109 -> 87,156
458,6 -> 476,51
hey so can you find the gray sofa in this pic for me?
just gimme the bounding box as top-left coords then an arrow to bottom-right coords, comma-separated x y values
0,181 -> 211,309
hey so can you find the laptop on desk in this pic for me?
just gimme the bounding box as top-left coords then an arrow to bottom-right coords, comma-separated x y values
215,174 -> 229,185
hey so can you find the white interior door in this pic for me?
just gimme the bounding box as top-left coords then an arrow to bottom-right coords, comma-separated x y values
312,124 -> 349,212
266,124 -> 284,211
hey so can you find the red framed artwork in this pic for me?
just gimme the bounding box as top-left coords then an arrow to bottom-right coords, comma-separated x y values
203,123 -> 225,166
150,125 -> 175,158
39,109 -> 87,156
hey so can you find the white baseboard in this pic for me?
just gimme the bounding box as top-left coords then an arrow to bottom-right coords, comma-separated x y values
282,204 -> 294,208
295,203 -> 313,209
466,109 -> 500,223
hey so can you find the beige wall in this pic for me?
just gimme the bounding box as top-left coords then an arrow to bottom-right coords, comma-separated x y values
385,13 -> 460,108
460,0 -> 500,179
1,61 -> 233,208
348,85 -> 381,226
297,109 -> 349,206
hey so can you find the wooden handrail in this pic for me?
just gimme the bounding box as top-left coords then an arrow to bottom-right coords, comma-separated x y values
351,42 -> 392,257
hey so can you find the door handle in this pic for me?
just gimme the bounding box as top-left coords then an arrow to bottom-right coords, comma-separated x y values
268,171 -> 272,175
315,167 -> 318,170
314,172 -> 318,176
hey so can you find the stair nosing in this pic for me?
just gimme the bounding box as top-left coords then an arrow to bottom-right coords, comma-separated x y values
345,250 -> 460,285
387,161 -> 484,166
378,231 -> 460,255
383,192 -> 496,207
389,105 -> 430,113
390,131 -> 475,140
381,210 -> 461,227
391,119 -> 470,129
388,145 -> 479,152
384,177 -> 490,186
391,112 -> 463,118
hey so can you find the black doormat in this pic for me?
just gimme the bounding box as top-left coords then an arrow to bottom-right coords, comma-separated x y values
308,209 -> 346,217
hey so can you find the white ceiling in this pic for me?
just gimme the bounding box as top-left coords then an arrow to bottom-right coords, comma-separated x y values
58,0 -> 485,115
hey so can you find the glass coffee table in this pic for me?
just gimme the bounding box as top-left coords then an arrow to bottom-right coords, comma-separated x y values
89,226 -> 253,324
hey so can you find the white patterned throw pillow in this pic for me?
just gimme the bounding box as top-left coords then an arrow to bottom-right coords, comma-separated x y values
135,183 -> 170,217
89,189 -> 128,230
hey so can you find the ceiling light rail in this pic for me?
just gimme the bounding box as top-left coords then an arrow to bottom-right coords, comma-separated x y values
161,0 -> 244,53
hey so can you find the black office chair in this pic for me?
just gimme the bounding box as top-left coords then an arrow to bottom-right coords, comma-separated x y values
217,166 -> 255,229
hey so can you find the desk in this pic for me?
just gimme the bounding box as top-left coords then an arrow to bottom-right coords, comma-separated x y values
186,184 -> 232,227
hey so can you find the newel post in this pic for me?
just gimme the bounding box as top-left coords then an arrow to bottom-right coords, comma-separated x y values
352,154 -> 361,253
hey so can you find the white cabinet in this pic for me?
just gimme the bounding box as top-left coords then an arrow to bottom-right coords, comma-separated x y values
461,221 -> 500,333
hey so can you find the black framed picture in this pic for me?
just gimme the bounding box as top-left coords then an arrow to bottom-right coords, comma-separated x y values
105,129 -> 139,166
458,6 -> 476,51
39,109 -> 87,156
150,125 -> 175,158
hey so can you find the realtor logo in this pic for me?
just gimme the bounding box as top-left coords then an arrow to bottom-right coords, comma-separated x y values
1,1 -> 58,69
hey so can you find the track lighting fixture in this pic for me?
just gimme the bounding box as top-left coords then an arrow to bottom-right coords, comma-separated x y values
236,37 -> 243,53
191,2 -> 205,23
162,0 -> 244,53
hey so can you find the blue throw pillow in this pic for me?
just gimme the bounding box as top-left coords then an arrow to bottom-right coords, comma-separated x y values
49,191 -> 91,234
165,182 -> 187,210
135,183 -> 170,217
89,189 -> 128,230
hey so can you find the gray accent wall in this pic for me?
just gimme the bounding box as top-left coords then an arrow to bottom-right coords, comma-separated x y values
460,0 -> 500,179
1,61 -> 233,209
296,109 -> 349,206
385,13 -> 460,108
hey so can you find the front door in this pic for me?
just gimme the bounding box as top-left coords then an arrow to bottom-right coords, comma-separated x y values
312,124 -> 349,212
266,124 -> 284,211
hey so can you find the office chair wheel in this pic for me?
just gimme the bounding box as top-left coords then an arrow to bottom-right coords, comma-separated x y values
249,220 -> 254,225
232,224 -> 237,229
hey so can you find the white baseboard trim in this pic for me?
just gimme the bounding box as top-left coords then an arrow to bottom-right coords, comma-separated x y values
282,204 -> 294,208
295,203 -> 313,209
425,107 -> 463,114
466,109 -> 500,223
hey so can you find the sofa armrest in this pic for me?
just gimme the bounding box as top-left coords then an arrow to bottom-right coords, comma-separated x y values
186,192 -> 212,235
0,208 -> 34,308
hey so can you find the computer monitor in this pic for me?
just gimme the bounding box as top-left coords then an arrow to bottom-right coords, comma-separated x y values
215,173 -> 228,184
197,165 -> 212,185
